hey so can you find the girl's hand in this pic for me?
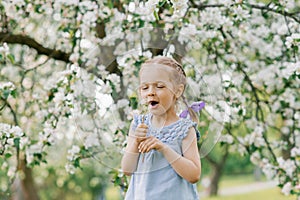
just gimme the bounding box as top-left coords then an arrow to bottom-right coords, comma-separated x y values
138,136 -> 165,153
134,123 -> 148,144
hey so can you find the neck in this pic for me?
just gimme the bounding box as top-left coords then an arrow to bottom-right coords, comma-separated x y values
151,109 -> 179,128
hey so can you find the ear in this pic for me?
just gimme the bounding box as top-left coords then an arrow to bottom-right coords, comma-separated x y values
175,84 -> 184,98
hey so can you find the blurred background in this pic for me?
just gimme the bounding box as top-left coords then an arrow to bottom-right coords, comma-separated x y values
0,0 -> 299,200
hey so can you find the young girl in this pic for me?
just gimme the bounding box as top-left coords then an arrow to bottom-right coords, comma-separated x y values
121,56 -> 201,200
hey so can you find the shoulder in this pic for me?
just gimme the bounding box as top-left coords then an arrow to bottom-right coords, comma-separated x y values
178,118 -> 200,140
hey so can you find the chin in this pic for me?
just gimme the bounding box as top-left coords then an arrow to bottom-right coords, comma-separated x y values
150,110 -> 166,117
149,105 -> 169,116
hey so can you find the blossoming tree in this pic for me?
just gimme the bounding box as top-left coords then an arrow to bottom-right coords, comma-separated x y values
0,0 -> 299,199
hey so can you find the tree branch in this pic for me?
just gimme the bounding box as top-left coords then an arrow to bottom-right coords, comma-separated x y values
247,3 -> 300,23
0,32 -> 70,63
189,1 -> 300,23
1,97 -> 18,126
189,1 -> 223,10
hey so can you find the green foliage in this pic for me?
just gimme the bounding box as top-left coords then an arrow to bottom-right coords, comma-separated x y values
223,154 -> 254,175
201,143 -> 254,176
38,163 -> 109,200
202,188 -> 295,200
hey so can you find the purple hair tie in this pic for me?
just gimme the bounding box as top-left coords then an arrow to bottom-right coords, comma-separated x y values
179,101 -> 205,118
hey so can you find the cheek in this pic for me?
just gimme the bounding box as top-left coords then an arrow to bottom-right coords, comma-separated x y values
139,90 -> 147,99
160,91 -> 175,101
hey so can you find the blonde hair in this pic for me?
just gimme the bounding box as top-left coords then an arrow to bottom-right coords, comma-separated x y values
140,56 -> 199,124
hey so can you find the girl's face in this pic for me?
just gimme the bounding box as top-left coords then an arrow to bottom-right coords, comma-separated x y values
139,65 -> 178,116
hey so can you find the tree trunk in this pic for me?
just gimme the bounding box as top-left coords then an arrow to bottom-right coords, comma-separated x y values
206,145 -> 229,196
281,133 -> 291,160
209,166 -> 223,196
11,158 -> 39,200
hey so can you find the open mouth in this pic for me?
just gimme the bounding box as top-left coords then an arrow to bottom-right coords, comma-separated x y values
149,100 -> 159,107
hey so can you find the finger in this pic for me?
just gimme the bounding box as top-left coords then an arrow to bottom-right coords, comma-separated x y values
138,123 -> 148,128
138,141 -> 146,153
146,137 -> 165,152
135,132 -> 145,138
139,137 -> 156,153
138,140 -> 149,153
145,139 -> 156,152
135,136 -> 147,144
135,128 -> 148,137
135,128 -> 147,134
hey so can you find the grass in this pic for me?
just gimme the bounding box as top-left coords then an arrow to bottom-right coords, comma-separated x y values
218,174 -> 263,188
202,188 -> 296,200
105,185 -> 122,200
105,174 -> 298,200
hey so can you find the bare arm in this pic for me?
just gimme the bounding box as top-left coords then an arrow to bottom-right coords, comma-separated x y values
121,122 -> 147,175
161,128 -> 201,183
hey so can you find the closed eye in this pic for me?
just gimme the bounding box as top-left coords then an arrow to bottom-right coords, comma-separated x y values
156,83 -> 165,88
140,85 -> 148,90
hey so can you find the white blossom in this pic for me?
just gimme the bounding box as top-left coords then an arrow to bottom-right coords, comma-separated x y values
282,182 -> 292,196
219,134 -> 234,144
291,147 -> 300,157
0,43 -> 9,55
0,82 -> 15,90
236,144 -> 247,156
26,151 -> 34,164
84,133 -> 99,149
100,82 -> 112,94
128,2 -> 135,12
285,33 -> 300,48
65,163 -> 76,174
261,159 -> 277,180
233,5 -> 250,20
249,126 -> 266,147
117,99 -> 129,109
135,0 -> 159,16
250,151 -> 261,165
20,137 -> 29,149
281,62 -> 298,79
107,74 -> 120,85
70,53 -> 80,63
68,145 -> 80,158
277,157 -> 296,178
7,166 -> 16,178
10,126 -> 23,137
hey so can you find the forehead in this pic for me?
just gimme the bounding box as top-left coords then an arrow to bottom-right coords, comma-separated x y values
139,64 -> 173,84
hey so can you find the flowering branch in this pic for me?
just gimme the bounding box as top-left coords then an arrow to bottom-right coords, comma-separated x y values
246,3 -> 300,23
0,96 -> 18,126
189,1 -> 300,23
0,32 -> 70,62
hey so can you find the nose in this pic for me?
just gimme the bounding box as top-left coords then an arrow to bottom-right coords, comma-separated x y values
147,86 -> 156,96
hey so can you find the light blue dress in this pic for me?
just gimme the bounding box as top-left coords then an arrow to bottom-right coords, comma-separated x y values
124,114 -> 200,200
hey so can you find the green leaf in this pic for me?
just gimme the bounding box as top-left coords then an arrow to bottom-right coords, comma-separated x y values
129,96 -> 138,109
158,0 -> 167,7
74,157 -> 80,168
7,54 -> 15,64
138,19 -> 145,28
34,4 -> 42,13
2,89 -> 10,99
10,89 -> 17,98
5,153 -> 12,158
34,153 -> 42,160
13,138 -> 20,149
153,10 -> 159,21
